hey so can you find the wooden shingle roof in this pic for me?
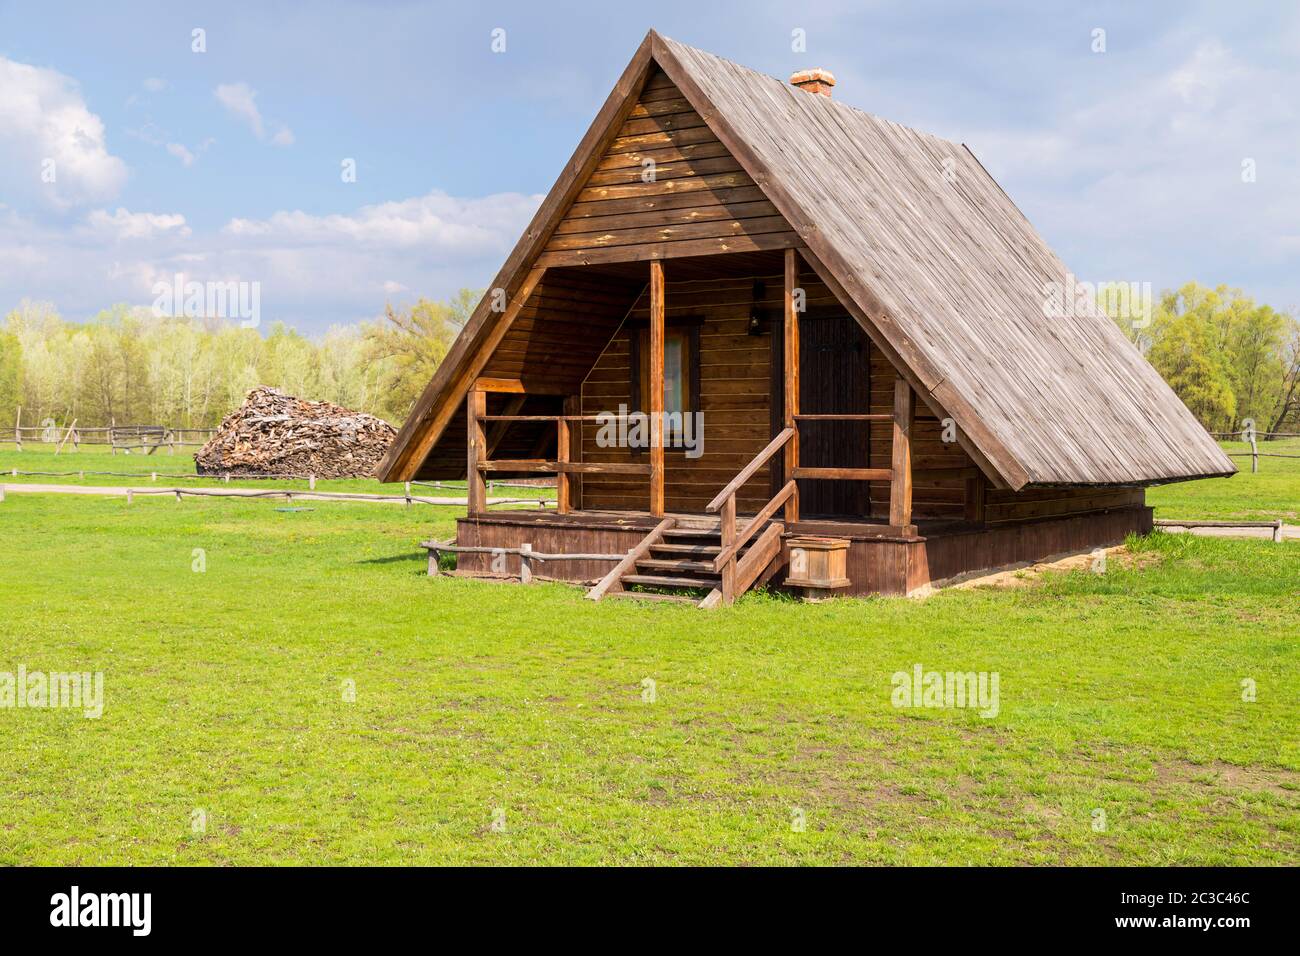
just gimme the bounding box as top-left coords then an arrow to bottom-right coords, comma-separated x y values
655,35 -> 1233,486
378,31 -> 1234,488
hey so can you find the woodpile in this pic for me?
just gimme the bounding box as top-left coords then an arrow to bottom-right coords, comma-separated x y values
195,386 -> 396,478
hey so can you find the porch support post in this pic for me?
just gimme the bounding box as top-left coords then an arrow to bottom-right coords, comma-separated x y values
467,388 -> 487,515
556,414 -> 571,515
783,247 -> 800,523
564,394 -> 582,512
649,259 -> 665,517
889,377 -> 914,528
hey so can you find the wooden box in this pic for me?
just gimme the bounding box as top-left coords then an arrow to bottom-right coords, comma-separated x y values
785,536 -> 851,590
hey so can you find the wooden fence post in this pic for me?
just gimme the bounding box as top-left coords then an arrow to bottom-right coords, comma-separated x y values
519,543 -> 534,584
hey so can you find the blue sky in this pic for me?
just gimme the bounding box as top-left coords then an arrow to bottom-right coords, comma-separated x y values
1,0 -> 1297,334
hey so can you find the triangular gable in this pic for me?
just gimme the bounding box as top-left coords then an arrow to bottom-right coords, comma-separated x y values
380,31 -> 1234,488
535,67 -> 799,268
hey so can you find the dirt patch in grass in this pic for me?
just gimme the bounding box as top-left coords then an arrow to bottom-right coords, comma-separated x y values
915,545 -> 1162,595
1160,759 -> 1300,799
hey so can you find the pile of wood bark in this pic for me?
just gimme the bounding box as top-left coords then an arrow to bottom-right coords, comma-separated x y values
195,386 -> 397,478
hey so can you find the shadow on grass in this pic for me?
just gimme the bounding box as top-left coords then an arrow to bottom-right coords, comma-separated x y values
357,551 -> 427,566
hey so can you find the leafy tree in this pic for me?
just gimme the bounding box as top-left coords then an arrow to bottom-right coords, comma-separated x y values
362,290 -> 480,422
0,329 -> 22,422
1148,309 -> 1236,429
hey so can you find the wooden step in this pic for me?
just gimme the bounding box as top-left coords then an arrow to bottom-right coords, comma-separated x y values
607,590 -> 696,605
650,543 -> 721,556
662,528 -> 721,540
622,573 -> 721,590
636,557 -> 716,572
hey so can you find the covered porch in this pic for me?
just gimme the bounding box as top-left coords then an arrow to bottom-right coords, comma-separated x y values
448,247 -> 1003,605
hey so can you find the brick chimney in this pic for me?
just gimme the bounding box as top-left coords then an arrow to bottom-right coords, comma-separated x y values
789,68 -> 836,97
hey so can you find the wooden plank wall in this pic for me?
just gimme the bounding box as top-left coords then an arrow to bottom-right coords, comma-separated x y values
537,68 -> 800,267
579,272 -> 805,512
477,270 -> 643,393
866,357 -> 971,520
455,516 -> 651,582
908,505 -> 1153,592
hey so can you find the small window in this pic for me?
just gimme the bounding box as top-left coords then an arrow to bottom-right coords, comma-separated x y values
637,327 -> 693,415
629,319 -> 702,451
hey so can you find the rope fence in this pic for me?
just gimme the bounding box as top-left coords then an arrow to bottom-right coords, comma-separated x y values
421,538 -> 622,584
3,468 -> 552,490
0,483 -> 554,510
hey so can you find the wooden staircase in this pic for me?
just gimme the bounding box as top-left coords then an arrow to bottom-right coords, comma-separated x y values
586,429 -> 798,608
618,524 -> 726,606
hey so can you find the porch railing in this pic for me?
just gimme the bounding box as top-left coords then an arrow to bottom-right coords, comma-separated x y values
704,427 -> 796,605
468,406 -> 651,514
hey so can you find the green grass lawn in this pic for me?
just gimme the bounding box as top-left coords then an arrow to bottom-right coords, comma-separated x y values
0,445 -> 550,500
1148,437 -> 1300,524
0,488 -> 1295,865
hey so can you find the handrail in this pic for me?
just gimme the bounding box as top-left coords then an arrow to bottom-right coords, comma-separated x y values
705,427 -> 795,513
712,480 -> 796,572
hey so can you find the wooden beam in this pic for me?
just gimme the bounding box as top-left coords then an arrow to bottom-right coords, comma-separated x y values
535,231 -> 800,268
556,415 -> 571,514
474,377 -> 526,393
783,247 -> 800,523
794,467 -> 892,481
649,259 -> 665,517
467,389 -> 487,515
479,460 -> 651,475
889,378 -> 914,527
720,496 -> 736,605
564,395 -> 582,512
793,413 -> 892,422
713,480 -> 796,572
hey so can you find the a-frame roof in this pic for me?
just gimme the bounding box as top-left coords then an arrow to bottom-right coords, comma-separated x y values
378,30 -> 1234,488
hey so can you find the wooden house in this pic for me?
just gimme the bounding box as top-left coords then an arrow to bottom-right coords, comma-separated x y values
377,31 -> 1234,606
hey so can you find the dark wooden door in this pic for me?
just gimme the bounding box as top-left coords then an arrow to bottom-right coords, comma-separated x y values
794,313 -> 873,517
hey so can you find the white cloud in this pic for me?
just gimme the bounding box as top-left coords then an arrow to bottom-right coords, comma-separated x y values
215,81 -> 294,147
223,189 -> 542,253
166,143 -> 196,166
1,187 -> 541,330
142,77 -> 166,93
0,55 -> 128,211
83,208 -> 191,241
955,37 -> 1300,301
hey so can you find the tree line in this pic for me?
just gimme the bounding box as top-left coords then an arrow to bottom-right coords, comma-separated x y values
1111,282 -> 1299,435
1,280 -> 1296,437
0,291 -> 477,431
